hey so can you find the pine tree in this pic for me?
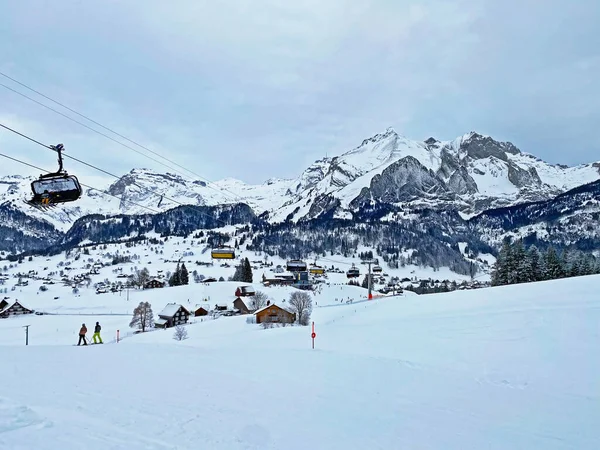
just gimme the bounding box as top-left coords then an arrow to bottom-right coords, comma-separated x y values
169,262 -> 181,286
242,258 -> 253,283
231,263 -> 244,282
544,247 -> 563,280
491,241 -> 511,286
361,274 -> 369,289
580,255 -> 593,275
559,249 -> 570,279
180,263 -> 189,285
527,245 -> 542,282
512,240 -> 527,283
568,253 -> 581,278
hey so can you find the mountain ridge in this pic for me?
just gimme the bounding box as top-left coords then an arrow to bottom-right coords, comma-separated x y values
1,128 -> 599,261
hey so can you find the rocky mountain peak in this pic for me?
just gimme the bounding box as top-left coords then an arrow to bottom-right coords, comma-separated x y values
459,132 -> 521,161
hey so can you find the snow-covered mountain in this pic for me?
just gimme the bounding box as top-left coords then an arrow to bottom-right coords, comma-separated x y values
269,128 -> 600,222
0,169 -> 291,232
1,127 -> 600,256
2,129 -> 599,228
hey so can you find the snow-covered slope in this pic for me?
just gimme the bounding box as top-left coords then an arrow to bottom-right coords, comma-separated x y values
1,274 -> 599,449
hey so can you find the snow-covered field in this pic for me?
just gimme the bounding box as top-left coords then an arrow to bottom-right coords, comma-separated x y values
1,273 -> 599,449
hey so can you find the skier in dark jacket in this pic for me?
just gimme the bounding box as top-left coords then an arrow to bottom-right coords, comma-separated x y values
78,323 -> 87,346
93,321 -> 103,344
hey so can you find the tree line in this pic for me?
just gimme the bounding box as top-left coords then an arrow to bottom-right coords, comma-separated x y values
491,240 -> 600,286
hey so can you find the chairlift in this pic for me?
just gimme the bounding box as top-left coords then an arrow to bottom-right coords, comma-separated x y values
211,235 -> 236,259
346,264 -> 360,278
211,247 -> 236,259
309,264 -> 324,275
372,265 -> 383,273
28,144 -> 82,207
287,259 -> 307,272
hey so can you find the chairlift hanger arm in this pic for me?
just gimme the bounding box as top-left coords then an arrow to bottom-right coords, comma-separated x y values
39,143 -> 66,179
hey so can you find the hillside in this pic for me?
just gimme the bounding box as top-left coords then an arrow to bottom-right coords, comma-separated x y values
1,273 -> 599,449
0,232 -> 476,318
1,128 -> 600,279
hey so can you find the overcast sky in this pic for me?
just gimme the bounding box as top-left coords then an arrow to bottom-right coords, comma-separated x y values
0,0 -> 598,186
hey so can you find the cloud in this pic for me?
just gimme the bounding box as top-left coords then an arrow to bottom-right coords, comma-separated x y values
0,0 -> 598,184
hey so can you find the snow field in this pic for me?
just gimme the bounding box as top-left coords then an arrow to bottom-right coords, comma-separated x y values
1,275 -> 599,449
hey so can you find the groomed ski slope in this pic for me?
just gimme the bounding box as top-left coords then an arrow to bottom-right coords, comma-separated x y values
1,276 -> 599,449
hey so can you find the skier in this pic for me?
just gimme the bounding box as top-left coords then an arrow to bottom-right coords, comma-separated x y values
77,323 -> 87,346
93,321 -> 103,344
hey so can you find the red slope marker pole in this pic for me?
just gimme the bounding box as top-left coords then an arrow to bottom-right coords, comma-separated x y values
311,322 -> 316,349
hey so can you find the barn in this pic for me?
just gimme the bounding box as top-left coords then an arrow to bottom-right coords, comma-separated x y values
0,300 -> 33,319
193,303 -> 210,317
154,303 -> 190,328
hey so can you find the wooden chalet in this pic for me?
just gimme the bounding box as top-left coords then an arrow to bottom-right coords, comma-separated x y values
0,299 -> 8,312
254,304 -> 296,324
144,278 -> 166,289
233,297 -> 251,314
155,303 -> 190,328
0,300 -> 33,319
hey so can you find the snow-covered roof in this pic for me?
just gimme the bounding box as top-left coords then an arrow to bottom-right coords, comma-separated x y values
253,303 -> 294,315
158,303 -> 189,318
148,278 -> 164,283
155,318 -> 168,326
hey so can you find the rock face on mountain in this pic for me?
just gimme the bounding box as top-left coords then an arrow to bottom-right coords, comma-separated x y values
350,157 -> 451,209
271,129 -> 600,223
0,128 -> 599,258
